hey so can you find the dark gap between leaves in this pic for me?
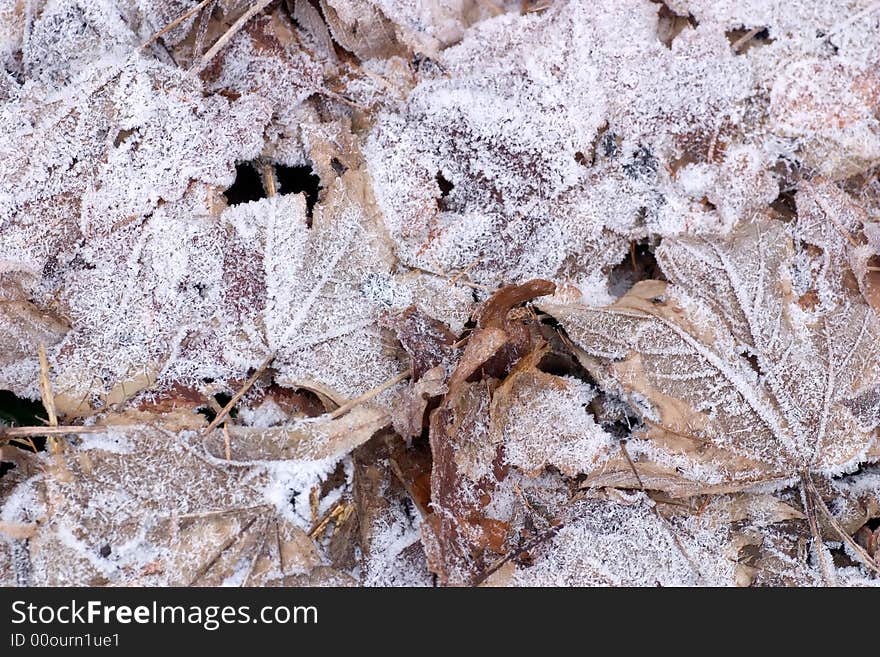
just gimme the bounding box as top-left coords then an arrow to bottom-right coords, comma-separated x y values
224,162 -> 322,225
224,162 -> 265,206
0,390 -> 45,427
726,27 -> 773,53
0,390 -> 48,452
537,351 -> 596,387
276,164 -> 321,222
435,171 -> 454,212
195,392 -> 237,424
744,352 -> 761,376
771,187 -> 798,221
650,1 -> 698,48
608,238 -> 662,297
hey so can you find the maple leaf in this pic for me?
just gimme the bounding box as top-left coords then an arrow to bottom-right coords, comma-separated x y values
506,490 -> 811,587
542,216 -> 880,497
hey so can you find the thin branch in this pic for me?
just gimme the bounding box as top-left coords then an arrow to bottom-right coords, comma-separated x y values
473,524 -> 561,586
1,426 -> 106,438
37,345 -> 58,427
731,26 -> 763,52
38,345 -> 72,482
800,471 -> 836,586
804,474 -> 880,576
189,0 -> 273,74
328,369 -> 411,419
202,354 -> 274,434
141,0 -> 215,48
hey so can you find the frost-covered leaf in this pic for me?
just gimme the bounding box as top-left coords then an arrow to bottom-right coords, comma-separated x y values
0,276 -> 68,393
422,281 -> 552,584
1,425 -> 267,585
512,495 -> 729,586
491,348 -> 614,477
366,0 -> 764,287
543,217 -> 880,496
203,406 -> 389,462
319,0 -> 405,59
0,50 -> 272,405
770,59 -> 880,179
351,434 -> 432,586
797,180 -> 880,314
319,0 -> 522,59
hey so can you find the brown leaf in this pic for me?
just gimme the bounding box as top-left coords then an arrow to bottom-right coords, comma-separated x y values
0,276 -> 68,372
423,381 -> 501,585
0,520 -> 37,540
542,217 -> 880,497
490,347 -> 613,477
390,365 -> 446,439
422,280 -> 557,584
383,305 -> 455,381
203,406 -> 389,462
7,425 -> 266,586
319,0 -> 406,60
797,180 -> 880,314
476,279 -> 556,329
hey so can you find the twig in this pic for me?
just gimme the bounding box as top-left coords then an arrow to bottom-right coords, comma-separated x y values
406,265 -> 495,292
312,86 -> 370,112
328,369 -> 411,419
448,257 -> 483,288
141,0 -> 215,48
37,345 -> 58,427
523,1 -> 552,13
731,26 -> 763,52
1,426 -> 106,438
202,354 -> 274,434
223,422 -> 232,461
473,524 -> 561,586
187,513 -> 261,585
38,345 -> 72,482
189,0 -> 273,74
804,474 -> 880,576
260,161 -> 277,197
800,471 -> 836,586
308,501 -> 352,538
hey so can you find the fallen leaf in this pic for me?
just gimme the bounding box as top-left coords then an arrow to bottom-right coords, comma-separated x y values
490,348 -> 614,477
542,217 -> 880,496
203,406 -> 389,462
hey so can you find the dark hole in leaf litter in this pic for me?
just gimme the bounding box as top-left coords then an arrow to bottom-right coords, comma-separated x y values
276,164 -> 321,220
224,162 -> 265,206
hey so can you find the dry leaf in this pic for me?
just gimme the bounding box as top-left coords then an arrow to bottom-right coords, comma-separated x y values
490,348 -> 614,477
543,217 -> 880,496
203,406 -> 389,462
796,180 -> 880,315
422,280 -> 552,584
4,425 -> 265,585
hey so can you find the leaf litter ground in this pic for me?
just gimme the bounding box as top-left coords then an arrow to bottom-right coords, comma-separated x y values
1,0 -> 880,587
